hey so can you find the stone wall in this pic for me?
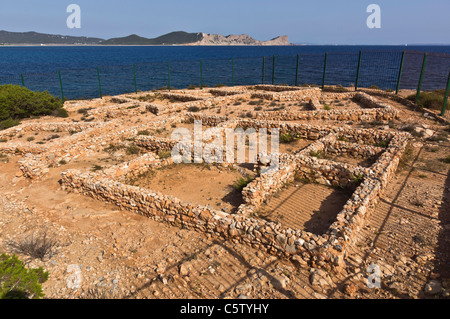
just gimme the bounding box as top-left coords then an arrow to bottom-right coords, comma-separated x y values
59,122 -> 411,269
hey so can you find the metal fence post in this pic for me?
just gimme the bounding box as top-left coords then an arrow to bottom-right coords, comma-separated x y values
133,64 -> 137,94
322,52 -> 328,89
442,71 -> 450,116
20,74 -> 25,87
295,54 -> 299,86
167,61 -> 171,92
262,57 -> 265,84
415,53 -> 428,104
272,55 -> 275,85
58,70 -> 65,102
355,51 -> 362,91
200,59 -> 203,89
96,67 -> 102,99
395,51 -> 406,95
232,58 -> 235,86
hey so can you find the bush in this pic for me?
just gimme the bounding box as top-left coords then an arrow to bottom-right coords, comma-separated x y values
0,85 -> 64,125
234,175 -> 254,192
8,231 -> 57,261
0,118 -> 21,130
52,108 -> 69,118
126,145 -> 140,155
187,106 -> 200,112
92,164 -> 103,172
137,130 -> 150,136
77,108 -> 92,114
407,90 -> 446,110
158,150 -> 172,159
0,253 -> 49,299
280,132 -> 300,144
309,150 -> 325,158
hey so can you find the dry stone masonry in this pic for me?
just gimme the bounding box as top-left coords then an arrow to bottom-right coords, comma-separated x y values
1,85 -> 411,271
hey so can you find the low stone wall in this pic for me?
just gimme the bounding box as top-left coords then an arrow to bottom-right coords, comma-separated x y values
160,92 -> 203,102
252,85 -> 308,92
135,135 -> 178,152
59,121 -> 411,269
249,87 -> 321,102
323,140 -> 384,159
209,88 -> 247,96
0,122 -> 99,139
85,102 -> 145,119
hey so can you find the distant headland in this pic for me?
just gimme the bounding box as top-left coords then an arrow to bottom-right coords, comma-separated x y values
0,30 -> 292,46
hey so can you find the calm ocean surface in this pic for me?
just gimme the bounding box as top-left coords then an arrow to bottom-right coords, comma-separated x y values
1,45 -> 449,99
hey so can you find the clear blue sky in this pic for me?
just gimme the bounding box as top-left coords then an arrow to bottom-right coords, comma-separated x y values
1,0 -> 449,44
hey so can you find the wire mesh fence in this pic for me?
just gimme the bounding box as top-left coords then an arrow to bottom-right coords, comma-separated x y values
1,50 -> 449,116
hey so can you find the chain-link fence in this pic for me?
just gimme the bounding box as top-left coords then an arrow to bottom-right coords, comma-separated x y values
0,50 -> 449,116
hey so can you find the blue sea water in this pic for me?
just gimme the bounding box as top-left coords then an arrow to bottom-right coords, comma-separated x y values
0,45 -> 449,99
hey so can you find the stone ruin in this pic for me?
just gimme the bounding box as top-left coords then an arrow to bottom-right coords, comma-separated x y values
0,84 -> 411,271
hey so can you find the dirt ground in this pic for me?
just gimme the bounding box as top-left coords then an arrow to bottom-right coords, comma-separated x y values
0,86 -> 449,299
128,163 -> 246,213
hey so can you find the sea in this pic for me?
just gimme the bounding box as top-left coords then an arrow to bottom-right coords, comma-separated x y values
0,45 -> 449,99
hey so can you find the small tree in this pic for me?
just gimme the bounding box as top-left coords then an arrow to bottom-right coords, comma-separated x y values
0,253 -> 49,299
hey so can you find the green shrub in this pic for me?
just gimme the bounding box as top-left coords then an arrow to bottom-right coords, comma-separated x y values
0,85 -> 63,125
158,150 -> 172,159
52,108 -> 69,118
137,130 -> 150,136
234,176 -> 254,192
0,118 -> 21,130
280,132 -> 300,144
375,140 -> 389,147
350,173 -> 365,185
77,108 -> 92,114
309,150 -> 325,158
0,253 -> 49,299
126,145 -> 140,155
407,90 -> 446,110
443,155 -> 450,164
187,106 -> 200,112
249,100 -> 263,106
91,165 -> 103,172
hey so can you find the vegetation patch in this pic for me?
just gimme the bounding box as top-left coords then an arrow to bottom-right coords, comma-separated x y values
234,175 -> 254,192
407,90 -> 447,110
0,253 -> 49,299
280,132 -> 301,144
0,85 -> 66,130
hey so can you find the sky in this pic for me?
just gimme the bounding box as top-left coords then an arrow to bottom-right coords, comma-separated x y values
0,0 -> 449,45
